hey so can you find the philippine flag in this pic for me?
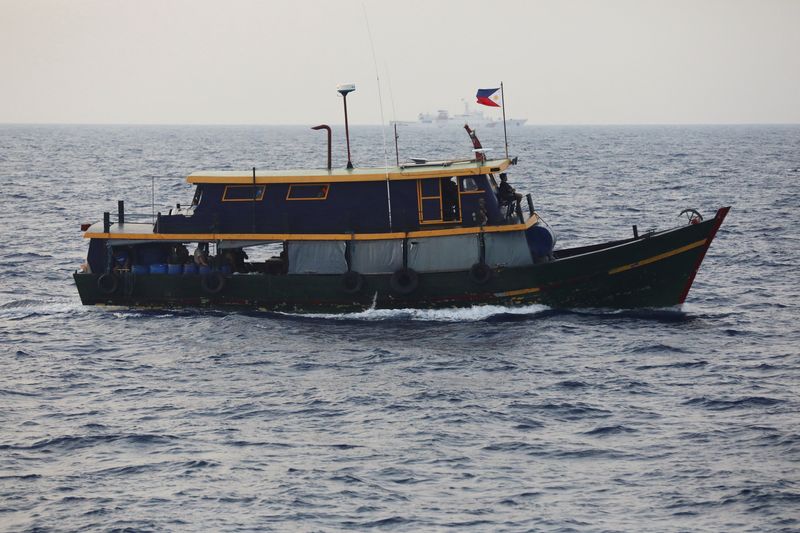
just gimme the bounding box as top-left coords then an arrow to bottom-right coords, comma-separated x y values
476,88 -> 501,107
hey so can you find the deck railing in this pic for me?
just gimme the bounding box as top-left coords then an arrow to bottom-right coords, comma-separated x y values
102,199 -> 195,231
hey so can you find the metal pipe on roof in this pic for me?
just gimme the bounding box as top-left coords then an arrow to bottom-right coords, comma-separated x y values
311,125 -> 332,170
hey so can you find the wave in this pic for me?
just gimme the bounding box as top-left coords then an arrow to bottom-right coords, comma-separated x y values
0,433 -> 178,452
635,360 -> 707,370
0,298 -> 85,320
684,396 -> 785,411
582,425 -> 638,437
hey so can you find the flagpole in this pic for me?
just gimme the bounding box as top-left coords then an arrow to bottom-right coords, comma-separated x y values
501,81 -> 508,159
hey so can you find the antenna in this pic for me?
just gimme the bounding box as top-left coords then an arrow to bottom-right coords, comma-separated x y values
362,3 -> 392,230
386,65 -> 400,166
337,83 -> 355,169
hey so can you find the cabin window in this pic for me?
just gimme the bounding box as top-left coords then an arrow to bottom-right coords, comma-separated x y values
222,185 -> 265,202
460,177 -> 480,192
441,177 -> 460,221
192,186 -> 203,206
286,184 -> 330,200
417,178 -> 443,223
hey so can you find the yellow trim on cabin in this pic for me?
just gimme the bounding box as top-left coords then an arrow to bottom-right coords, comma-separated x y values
608,239 -> 707,275
84,214 -> 539,242
285,184 -> 330,201
221,184 -> 266,202
187,159 -> 511,185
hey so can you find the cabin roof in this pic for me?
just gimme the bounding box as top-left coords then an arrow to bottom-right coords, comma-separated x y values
187,158 -> 511,185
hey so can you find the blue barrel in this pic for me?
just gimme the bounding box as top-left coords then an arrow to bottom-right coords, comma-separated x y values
198,265 -> 211,275
149,263 -> 168,274
167,263 -> 183,275
183,263 -> 198,274
219,265 -> 232,274
131,264 -> 148,275
525,221 -> 557,258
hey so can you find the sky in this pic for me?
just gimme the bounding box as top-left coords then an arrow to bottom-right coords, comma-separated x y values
1,0 -> 799,125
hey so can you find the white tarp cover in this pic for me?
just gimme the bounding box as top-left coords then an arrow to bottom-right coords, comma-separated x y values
485,231 -> 534,267
287,241 -> 348,274
285,230 -> 532,275
350,239 -> 403,274
408,234 -> 480,272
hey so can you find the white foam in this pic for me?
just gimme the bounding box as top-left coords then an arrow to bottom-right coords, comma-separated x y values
279,303 -> 551,322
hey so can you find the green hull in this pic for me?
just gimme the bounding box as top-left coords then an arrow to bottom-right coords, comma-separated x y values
74,207 -> 729,312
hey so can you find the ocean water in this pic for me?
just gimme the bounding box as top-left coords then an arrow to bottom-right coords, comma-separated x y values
1,124 -> 799,531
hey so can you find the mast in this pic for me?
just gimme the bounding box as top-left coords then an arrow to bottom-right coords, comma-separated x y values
501,81 -> 508,159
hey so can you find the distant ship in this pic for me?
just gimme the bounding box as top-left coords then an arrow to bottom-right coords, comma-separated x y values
413,101 -> 527,128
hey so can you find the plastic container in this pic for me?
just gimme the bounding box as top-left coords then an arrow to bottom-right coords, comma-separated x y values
167,263 -> 183,275
131,264 -> 149,275
219,265 -> 232,275
149,263 -> 168,274
525,221 -> 557,258
198,265 -> 211,275
183,263 -> 198,275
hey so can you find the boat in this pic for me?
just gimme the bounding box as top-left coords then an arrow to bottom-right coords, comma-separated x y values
410,101 -> 527,128
73,99 -> 728,313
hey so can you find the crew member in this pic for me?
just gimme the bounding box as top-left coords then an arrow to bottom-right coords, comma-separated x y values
498,173 -> 522,219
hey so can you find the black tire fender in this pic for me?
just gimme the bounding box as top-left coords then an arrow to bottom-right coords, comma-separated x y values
468,262 -> 493,285
341,271 -> 364,294
390,268 -> 419,295
201,272 -> 226,294
97,273 -> 119,295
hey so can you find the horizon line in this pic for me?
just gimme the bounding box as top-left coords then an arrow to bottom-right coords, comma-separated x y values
1,121 -> 799,128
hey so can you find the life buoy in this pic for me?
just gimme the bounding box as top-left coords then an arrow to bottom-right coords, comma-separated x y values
469,262 -> 493,285
341,271 -> 364,294
201,272 -> 226,294
97,273 -> 119,295
390,268 -> 418,295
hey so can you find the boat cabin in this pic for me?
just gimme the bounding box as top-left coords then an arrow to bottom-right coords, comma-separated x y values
156,158 -> 519,234
81,157 -> 553,279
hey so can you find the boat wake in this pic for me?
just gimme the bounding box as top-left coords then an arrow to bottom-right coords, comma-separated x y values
91,302 -> 693,323
275,304 -> 693,323
278,303 -> 553,322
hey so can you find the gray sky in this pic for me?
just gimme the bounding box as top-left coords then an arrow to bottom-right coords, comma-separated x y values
1,0 -> 798,125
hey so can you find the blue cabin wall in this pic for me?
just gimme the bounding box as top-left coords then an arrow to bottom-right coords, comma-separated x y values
156,174 -> 508,235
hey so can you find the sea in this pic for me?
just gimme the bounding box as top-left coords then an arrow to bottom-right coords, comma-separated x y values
1,124 -> 799,532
